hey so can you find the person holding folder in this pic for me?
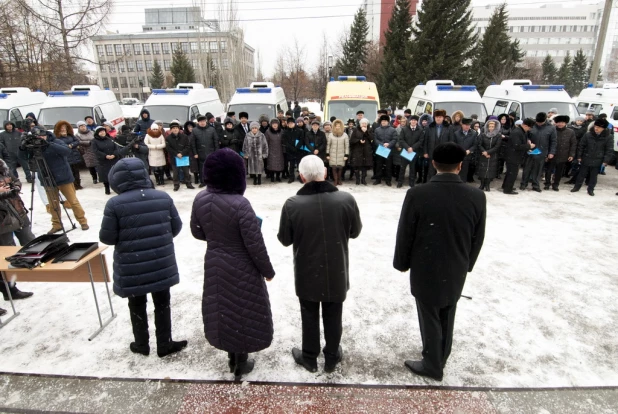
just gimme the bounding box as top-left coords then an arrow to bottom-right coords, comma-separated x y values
166,120 -> 195,192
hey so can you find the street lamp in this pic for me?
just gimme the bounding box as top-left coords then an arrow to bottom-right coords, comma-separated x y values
328,54 -> 333,79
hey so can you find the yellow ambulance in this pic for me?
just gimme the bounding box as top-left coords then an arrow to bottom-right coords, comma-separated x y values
323,76 -> 380,121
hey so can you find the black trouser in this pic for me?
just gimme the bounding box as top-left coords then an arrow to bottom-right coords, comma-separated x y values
299,298 -> 343,363
427,159 -> 438,181
375,153 -> 393,182
287,158 -> 298,178
127,288 -> 172,347
0,216 -> 36,246
70,164 -> 81,187
521,155 -> 544,189
574,165 -> 600,191
415,298 -> 458,376
399,158 -> 416,187
544,160 -> 566,189
458,157 -> 472,183
88,167 -> 98,181
502,162 -> 520,193
171,163 -> 191,185
197,158 -> 206,183
17,151 -> 32,180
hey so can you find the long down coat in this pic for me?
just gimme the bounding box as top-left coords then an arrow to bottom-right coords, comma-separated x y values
191,152 -> 275,353
476,123 -> 502,179
242,130 -> 269,175
92,134 -> 122,183
75,130 -> 98,168
349,127 -> 374,168
264,124 -> 285,172
326,120 -> 350,167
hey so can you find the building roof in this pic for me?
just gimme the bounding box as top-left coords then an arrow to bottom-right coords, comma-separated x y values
91,31 -> 255,52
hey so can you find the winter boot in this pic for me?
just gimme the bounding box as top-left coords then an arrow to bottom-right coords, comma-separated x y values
0,283 -> 33,300
422,164 -> 429,183
186,182 -> 195,189
74,179 -> 83,190
104,182 -> 111,195
233,352 -> 255,382
271,174 -> 275,183
275,172 -> 281,182
292,347 -> 318,373
194,173 -> 200,185
479,180 -> 485,190
571,186 -> 581,193
0,307 -> 6,317
361,170 -> 367,185
173,184 -> 180,192
356,175 -> 360,185
257,175 -> 262,185
154,299 -> 187,358
324,346 -> 343,373
128,301 -> 150,356
485,179 -> 491,192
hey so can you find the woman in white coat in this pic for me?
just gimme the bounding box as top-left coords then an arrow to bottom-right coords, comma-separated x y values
326,119 -> 350,186
144,124 -> 167,185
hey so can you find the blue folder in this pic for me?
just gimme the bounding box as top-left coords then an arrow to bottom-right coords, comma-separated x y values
376,146 -> 391,158
529,148 -> 541,155
400,150 -> 416,162
175,156 -> 190,167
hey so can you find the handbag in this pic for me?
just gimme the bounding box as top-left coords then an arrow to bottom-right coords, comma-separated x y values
5,234 -> 70,269
0,201 -> 23,235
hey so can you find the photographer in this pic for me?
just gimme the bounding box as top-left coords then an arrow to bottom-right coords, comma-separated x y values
116,125 -> 149,172
0,121 -> 33,183
24,127 -> 89,233
53,121 -> 83,190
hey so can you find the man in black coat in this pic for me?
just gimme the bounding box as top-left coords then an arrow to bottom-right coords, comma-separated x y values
502,119 -> 534,195
571,118 -> 614,196
453,118 -> 478,182
397,115 -> 424,188
283,118 -> 305,183
191,115 -> 219,186
520,112 -> 557,192
304,120 -> 327,160
166,120 -> 196,191
234,111 -> 250,138
394,143 -> 486,381
278,155 -> 362,374
423,109 -> 454,180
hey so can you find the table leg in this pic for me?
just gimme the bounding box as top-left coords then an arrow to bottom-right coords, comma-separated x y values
86,259 -> 116,341
0,271 -> 20,329
100,253 -> 115,318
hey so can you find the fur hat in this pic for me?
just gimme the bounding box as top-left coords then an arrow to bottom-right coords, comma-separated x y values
94,126 -> 107,135
379,114 -> 391,123
203,148 -> 246,195
169,120 -> 181,129
377,109 -> 388,115
311,119 -> 320,126
323,121 -> 332,127
301,106 -> 309,112
410,115 -> 419,121
249,121 -> 260,129
224,117 -> 235,126
594,118 -> 609,129
53,120 -> 74,137
575,116 -> 585,122
535,112 -> 547,123
197,115 -> 207,122
356,110 -> 364,115
270,118 -> 280,125
433,109 -> 447,118
553,115 -> 570,124
239,112 -> 249,120
226,111 -> 235,117
461,118 -> 473,125
76,121 -> 87,127
347,118 -> 356,125
308,113 -> 316,119
433,142 -> 465,164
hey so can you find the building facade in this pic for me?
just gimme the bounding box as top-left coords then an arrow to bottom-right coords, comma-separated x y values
363,0 -> 419,45
90,7 -> 255,102
472,3 -> 602,66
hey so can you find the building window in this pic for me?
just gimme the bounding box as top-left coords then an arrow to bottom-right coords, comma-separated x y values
120,77 -> 128,88
181,42 -> 189,53
106,44 -> 113,56
138,76 -> 146,87
539,38 -> 549,44
171,42 -> 179,51
164,60 -> 171,70
96,45 -> 104,56
118,61 -> 125,72
127,60 -> 135,72
210,41 -> 218,52
109,63 -> 116,73
190,42 -> 198,53
161,27 -> 166,30
124,44 -> 132,55
142,43 -> 150,55
222,58 -> 229,69
102,78 -> 109,89
130,44 -> 139,55
528,38 -> 538,45
100,62 -> 107,72
129,77 -> 136,88
191,59 -> 198,69
162,43 -> 170,54
175,26 -> 180,30
136,60 -> 144,71
519,38 -> 528,45
152,43 -> 160,54
114,44 -> 123,55
111,77 -> 119,88
145,60 -> 153,71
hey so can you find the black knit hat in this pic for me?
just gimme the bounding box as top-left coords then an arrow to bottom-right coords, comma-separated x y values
378,109 -> 388,115
553,115 -> 570,124
535,112 -> 547,123
286,117 -> 296,124
410,115 -> 419,121
379,114 -> 390,123
594,118 -> 609,129
433,142 -> 465,164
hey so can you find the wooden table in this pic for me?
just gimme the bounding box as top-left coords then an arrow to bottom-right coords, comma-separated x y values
0,245 -> 117,340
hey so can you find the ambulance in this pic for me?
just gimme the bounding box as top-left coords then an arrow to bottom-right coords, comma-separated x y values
407,80 -> 487,119
38,85 -> 125,130
482,80 -> 577,120
142,83 -> 225,128
227,82 -> 288,122
576,85 -> 618,118
323,76 -> 380,121
0,87 -> 47,130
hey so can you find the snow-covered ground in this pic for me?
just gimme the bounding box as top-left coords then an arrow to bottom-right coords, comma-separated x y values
0,167 -> 617,388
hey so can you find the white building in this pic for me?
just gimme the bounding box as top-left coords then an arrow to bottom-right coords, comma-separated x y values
472,3 -> 602,65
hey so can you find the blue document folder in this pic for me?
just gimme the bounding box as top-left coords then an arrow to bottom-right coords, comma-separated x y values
376,146 -> 391,158
400,150 -> 416,162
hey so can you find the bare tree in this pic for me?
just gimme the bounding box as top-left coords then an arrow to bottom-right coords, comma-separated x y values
311,33 -> 329,109
286,38 -> 309,102
363,40 -> 382,83
255,50 -> 264,81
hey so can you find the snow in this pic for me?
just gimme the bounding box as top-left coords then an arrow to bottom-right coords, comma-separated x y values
0,167 -> 617,388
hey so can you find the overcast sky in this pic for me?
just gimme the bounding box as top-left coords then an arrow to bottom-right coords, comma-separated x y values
102,0 -> 600,78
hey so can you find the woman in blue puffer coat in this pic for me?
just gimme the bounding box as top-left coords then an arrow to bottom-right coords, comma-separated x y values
53,121 -> 83,189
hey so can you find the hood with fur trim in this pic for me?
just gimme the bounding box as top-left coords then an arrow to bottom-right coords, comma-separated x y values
147,127 -> 163,138
483,119 -> 501,138
451,110 -> 465,124
53,120 -> 74,137
332,119 -> 345,137
419,113 -> 433,126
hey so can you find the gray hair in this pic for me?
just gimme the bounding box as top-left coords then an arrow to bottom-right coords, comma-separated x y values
298,155 -> 325,183
359,118 -> 370,126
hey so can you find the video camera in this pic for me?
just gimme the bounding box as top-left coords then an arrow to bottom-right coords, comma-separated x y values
20,127 -> 48,152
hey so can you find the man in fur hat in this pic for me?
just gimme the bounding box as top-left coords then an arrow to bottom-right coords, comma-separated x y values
423,109 -> 454,180
545,115 -> 576,191
520,112 -> 556,192
373,114 -> 397,186
571,118 -> 614,196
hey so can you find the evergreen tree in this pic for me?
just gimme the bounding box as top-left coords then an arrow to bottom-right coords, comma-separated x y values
471,4 -> 525,91
409,0 -> 476,86
171,47 -> 196,85
338,8 -> 370,75
557,52 -> 574,94
571,49 -> 588,95
149,60 -> 165,89
586,63 -> 603,84
378,0 -> 413,108
541,55 -> 557,84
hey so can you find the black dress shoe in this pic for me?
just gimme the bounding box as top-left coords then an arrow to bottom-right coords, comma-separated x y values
404,360 -> 443,381
571,187 -> 580,193
292,347 -> 317,373
519,185 -> 526,191
532,187 -> 542,192
173,184 -> 180,191
503,190 -> 518,195
199,183 -> 205,188
324,346 -> 343,373
543,186 -> 550,191
186,183 -> 195,189
385,181 -> 391,187
588,190 -> 595,196
1,286 -> 33,300
373,180 -> 381,185
552,187 -> 559,191
0,307 -> 6,316
397,182 -> 403,188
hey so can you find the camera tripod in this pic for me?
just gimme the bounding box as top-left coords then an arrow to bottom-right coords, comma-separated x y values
26,147 -> 76,235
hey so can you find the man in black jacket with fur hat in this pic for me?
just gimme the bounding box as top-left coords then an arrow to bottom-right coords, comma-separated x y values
502,118 -> 534,195
546,115 -> 576,191
423,109 -> 454,180
571,118 -> 614,196
453,118 -> 478,182
394,142 -> 486,382
520,112 -> 557,192
397,115 -> 424,188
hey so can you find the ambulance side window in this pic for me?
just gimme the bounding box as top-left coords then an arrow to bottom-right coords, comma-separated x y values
9,109 -> 23,125
611,108 -> 618,121
509,102 -> 521,120
425,102 -> 433,114
415,100 -> 425,116
94,107 -> 104,125
492,100 -> 509,116
190,106 -> 200,120
577,102 -> 589,115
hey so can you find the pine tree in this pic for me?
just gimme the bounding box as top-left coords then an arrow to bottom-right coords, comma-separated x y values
171,47 -> 195,85
471,4 -> 524,91
378,0 -> 413,108
586,63 -> 603,84
557,52 -> 574,94
541,55 -> 557,84
338,8 -> 370,76
149,60 -> 165,89
571,49 -> 588,95
409,0 -> 476,86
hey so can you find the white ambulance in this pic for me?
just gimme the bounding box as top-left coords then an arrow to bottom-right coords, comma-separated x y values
227,82 -> 288,122
142,83 -> 225,128
0,87 -> 47,130
323,76 -> 380,121
576,85 -> 618,118
38,85 -> 125,129
482,80 -> 577,120
407,80 -> 488,119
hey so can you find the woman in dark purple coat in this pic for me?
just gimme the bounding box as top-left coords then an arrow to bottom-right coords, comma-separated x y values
190,148 -> 275,381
